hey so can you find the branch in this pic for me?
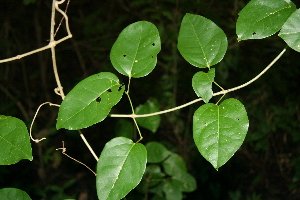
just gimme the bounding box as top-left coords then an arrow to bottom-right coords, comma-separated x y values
110,47 -> 287,118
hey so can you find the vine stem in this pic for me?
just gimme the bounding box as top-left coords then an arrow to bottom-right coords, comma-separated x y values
110,47 -> 287,118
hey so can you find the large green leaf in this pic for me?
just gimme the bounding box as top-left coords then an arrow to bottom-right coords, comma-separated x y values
110,21 -> 161,78
193,98 -> 249,170
279,8 -> 300,52
236,0 -> 296,41
56,72 -> 124,130
177,13 -> 228,68
96,137 -> 147,200
0,188 -> 31,200
0,116 -> 32,165
135,98 -> 161,133
192,68 -> 215,103
146,141 -> 171,163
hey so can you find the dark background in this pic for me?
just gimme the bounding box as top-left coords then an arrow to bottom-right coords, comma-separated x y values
1,0 -> 300,199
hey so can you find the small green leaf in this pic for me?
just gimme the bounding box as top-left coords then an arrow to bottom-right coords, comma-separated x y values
236,0 -> 296,41
279,9 -> 300,52
193,98 -> 249,170
96,137 -> 147,200
135,98 -> 161,133
172,172 -> 197,192
140,165 -> 165,189
177,13 -> 228,68
0,188 -> 32,200
162,179 -> 182,200
110,21 -> 161,78
56,72 -> 124,130
162,153 -> 187,176
0,116 -> 32,165
146,142 -> 171,163
192,68 -> 215,103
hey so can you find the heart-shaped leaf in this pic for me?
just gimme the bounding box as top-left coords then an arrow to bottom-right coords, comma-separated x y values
96,137 -> 147,200
0,188 -> 32,200
135,98 -> 161,133
279,8 -> 300,52
193,98 -> 249,170
192,68 -> 215,103
236,0 -> 296,41
0,115 -> 32,165
110,21 -> 161,78
177,13 -> 228,68
56,72 -> 124,130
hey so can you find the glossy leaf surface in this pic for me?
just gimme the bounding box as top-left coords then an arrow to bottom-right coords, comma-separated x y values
56,72 -> 124,130
0,116 -> 32,165
237,0 -> 296,40
192,68 -> 215,103
177,13 -> 228,68
96,137 -> 147,200
0,188 -> 31,200
193,98 -> 249,169
279,8 -> 300,52
110,21 -> 161,78
135,98 -> 161,133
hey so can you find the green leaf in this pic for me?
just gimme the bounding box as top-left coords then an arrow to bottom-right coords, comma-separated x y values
236,0 -> 296,41
56,72 -> 124,130
162,153 -> 187,176
135,98 -> 161,133
146,142 -> 171,163
193,98 -> 249,170
162,179 -> 182,200
177,13 -> 228,68
0,188 -> 32,200
96,137 -> 147,200
279,9 -> 300,52
172,172 -> 197,192
139,164 -> 165,189
192,68 -> 215,103
110,21 -> 161,78
0,116 -> 32,165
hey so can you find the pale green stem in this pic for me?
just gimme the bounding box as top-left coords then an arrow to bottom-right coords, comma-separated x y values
110,47 -> 287,118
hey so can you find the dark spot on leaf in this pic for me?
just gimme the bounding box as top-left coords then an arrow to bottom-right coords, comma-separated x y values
151,55 -> 154,58
152,43 -> 155,46
107,88 -> 112,92
252,32 -> 256,35
123,54 -> 126,57
96,97 -> 101,103
237,118 -> 240,121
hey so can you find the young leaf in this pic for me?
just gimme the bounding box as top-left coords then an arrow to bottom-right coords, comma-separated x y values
193,98 -> 249,170
146,142 -> 171,163
279,9 -> 300,52
236,0 -> 296,41
0,188 -> 32,200
135,98 -> 161,133
0,116 -> 32,165
110,21 -> 161,78
56,72 -> 124,130
96,137 -> 147,200
177,13 -> 228,68
192,68 -> 215,103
